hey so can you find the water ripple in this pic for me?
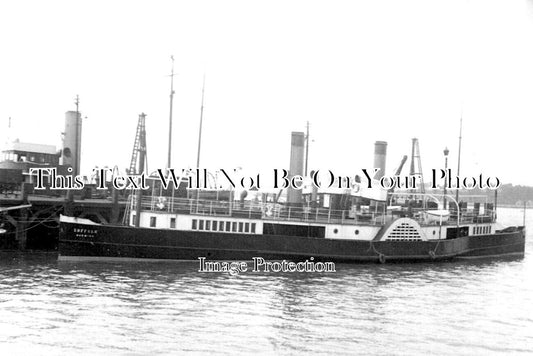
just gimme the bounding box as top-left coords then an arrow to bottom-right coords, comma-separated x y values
0,209 -> 532,354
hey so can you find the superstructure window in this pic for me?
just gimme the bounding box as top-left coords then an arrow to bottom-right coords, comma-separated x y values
170,218 -> 176,228
206,221 -> 211,230
238,222 -> 243,232
212,221 -> 217,231
220,221 -> 225,231
251,223 -> 256,233
150,216 -> 156,227
226,222 -> 231,232
232,222 -> 237,232
192,219 -> 197,230
245,223 -> 249,233
199,220 -> 204,230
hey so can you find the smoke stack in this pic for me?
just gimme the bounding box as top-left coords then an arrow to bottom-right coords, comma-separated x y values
61,110 -> 82,176
287,131 -> 305,205
373,141 -> 387,180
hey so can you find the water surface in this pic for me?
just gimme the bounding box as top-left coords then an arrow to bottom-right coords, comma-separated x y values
0,208 -> 531,355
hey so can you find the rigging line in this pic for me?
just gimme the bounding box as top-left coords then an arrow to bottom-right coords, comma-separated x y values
432,239 -> 441,255
4,218 -> 59,223
1,218 -> 59,236
196,73 -> 206,168
2,207 -> 63,232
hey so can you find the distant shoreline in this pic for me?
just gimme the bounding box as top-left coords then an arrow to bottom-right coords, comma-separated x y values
498,204 -> 532,209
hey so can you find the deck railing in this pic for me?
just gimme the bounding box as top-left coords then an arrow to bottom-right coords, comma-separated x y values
129,196 -> 494,226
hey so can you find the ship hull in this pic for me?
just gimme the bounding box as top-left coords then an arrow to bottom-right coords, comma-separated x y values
58,221 -> 525,263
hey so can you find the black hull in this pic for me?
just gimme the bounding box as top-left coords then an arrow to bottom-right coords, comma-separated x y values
58,222 -> 526,263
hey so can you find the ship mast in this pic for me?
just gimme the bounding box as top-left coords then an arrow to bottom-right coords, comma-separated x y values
196,74 -> 206,168
455,109 -> 463,207
455,108 -> 463,228
74,95 -> 81,177
304,121 -> 310,176
167,56 -> 176,169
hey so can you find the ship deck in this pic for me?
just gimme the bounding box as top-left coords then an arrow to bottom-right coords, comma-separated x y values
133,196 -> 495,227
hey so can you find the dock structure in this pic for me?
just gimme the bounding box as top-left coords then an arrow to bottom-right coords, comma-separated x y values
0,185 -> 127,250
0,97 -> 130,250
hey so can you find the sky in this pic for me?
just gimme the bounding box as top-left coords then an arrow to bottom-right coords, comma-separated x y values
1,0 -> 532,186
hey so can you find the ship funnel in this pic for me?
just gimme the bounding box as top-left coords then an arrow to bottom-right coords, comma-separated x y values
287,131 -> 305,205
61,110 -> 82,176
373,141 -> 387,180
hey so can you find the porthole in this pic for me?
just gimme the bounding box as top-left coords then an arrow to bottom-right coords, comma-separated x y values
333,228 -> 338,234
354,230 -> 359,235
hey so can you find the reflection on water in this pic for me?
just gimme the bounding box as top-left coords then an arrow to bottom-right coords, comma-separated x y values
0,208 -> 532,355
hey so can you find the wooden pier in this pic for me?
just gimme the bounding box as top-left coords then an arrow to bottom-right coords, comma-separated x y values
0,184 -> 127,250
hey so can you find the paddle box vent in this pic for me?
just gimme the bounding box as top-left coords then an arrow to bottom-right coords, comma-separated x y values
385,222 -> 422,241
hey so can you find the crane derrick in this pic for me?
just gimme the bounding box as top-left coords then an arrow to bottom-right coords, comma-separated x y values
129,113 -> 147,175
